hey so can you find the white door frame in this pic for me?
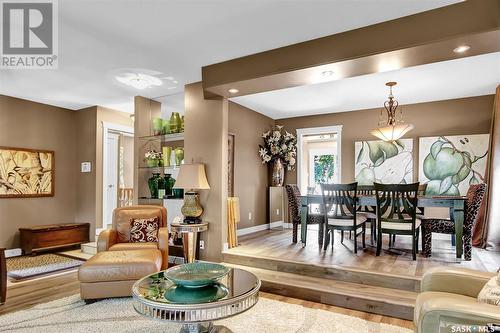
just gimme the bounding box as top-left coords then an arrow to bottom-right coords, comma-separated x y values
296,125 -> 343,193
102,122 -> 134,229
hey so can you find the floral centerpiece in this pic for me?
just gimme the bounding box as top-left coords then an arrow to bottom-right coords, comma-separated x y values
144,149 -> 162,167
259,125 -> 297,186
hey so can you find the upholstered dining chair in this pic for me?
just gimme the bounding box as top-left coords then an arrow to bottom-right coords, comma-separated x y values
97,205 -> 169,269
321,183 -> 367,253
285,184 -> 324,245
422,183 -> 487,260
374,183 -> 421,260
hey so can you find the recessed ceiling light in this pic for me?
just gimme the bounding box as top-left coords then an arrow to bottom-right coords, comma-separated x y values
115,73 -> 163,90
228,88 -> 239,94
453,45 -> 470,54
321,70 -> 334,77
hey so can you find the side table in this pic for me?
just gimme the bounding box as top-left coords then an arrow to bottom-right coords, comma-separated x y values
170,222 -> 208,263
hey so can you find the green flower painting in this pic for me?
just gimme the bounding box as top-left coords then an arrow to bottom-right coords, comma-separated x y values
418,134 -> 489,196
355,139 -> 413,185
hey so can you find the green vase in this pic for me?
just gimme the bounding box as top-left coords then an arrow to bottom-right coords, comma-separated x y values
164,174 -> 175,197
170,112 -> 181,133
152,118 -> 163,136
146,159 -> 159,167
148,173 -> 162,198
157,175 -> 166,199
162,119 -> 171,134
174,147 -> 184,166
162,146 -> 172,167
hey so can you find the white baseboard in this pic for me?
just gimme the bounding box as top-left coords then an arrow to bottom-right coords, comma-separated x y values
237,221 -> 283,236
5,248 -> 22,258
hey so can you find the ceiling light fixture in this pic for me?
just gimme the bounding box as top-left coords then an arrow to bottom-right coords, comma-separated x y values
321,70 -> 334,78
370,82 -> 414,142
453,45 -> 470,54
115,73 -> 163,90
228,88 -> 239,94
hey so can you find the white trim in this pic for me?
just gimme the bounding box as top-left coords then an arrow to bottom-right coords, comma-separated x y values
296,125 -> 342,193
5,248 -> 22,258
102,122 -> 134,229
237,221 -> 283,236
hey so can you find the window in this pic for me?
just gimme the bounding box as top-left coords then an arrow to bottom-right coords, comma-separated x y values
297,126 -> 342,195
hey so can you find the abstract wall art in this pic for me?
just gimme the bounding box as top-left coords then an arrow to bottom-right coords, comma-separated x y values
355,139 -> 413,185
0,147 -> 54,198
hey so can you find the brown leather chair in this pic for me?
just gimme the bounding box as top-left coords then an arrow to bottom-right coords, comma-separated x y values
78,206 -> 169,300
97,205 -> 169,269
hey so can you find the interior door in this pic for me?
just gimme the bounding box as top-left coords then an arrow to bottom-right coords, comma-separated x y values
105,132 -> 119,227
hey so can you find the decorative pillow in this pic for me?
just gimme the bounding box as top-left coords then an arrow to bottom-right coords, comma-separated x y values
130,217 -> 159,243
477,275 -> 500,306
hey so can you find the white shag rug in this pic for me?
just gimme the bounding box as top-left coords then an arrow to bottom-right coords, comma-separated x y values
0,295 -> 412,333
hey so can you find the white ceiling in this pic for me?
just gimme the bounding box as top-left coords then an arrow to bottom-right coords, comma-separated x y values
0,0 -> 460,113
231,52 -> 500,119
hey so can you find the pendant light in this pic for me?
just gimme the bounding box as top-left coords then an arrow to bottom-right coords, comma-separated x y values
370,82 -> 414,142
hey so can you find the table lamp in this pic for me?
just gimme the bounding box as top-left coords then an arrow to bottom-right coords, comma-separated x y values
173,163 -> 210,224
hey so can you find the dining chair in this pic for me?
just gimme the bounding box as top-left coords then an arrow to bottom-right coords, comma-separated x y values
321,183 -> 367,253
285,184 -> 324,245
374,183 -> 420,260
356,185 -> 376,245
421,183 -> 486,260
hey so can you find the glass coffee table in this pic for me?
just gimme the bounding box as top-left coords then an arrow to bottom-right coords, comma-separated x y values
132,267 -> 260,333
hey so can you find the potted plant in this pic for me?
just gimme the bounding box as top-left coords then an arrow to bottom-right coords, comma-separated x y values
259,125 -> 297,186
144,150 -> 162,167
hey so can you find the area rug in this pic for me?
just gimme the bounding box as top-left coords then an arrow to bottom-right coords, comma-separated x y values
6,254 -> 85,281
0,294 -> 412,333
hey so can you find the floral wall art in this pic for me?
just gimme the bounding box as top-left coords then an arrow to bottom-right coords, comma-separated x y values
355,139 -> 413,185
418,134 -> 489,196
0,147 -> 54,198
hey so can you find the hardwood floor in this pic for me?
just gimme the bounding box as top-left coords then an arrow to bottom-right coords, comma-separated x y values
0,270 -> 413,329
229,226 -> 500,278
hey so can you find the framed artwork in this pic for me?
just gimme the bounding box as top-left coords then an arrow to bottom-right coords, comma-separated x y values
418,134 -> 489,196
0,147 -> 54,198
228,133 -> 235,197
355,139 -> 413,185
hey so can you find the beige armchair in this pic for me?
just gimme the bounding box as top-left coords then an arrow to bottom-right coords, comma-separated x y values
414,267 -> 500,333
97,205 -> 169,270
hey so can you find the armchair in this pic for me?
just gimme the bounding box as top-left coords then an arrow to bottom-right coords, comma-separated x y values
97,205 -> 169,269
414,267 -> 499,333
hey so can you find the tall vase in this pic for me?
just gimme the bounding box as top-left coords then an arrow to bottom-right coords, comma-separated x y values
272,159 -> 285,186
148,173 -> 162,198
170,112 -> 181,133
162,146 -> 172,167
174,147 -> 184,166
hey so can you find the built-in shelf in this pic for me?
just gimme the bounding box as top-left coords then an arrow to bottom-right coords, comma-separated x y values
138,165 -> 181,170
138,133 -> 184,142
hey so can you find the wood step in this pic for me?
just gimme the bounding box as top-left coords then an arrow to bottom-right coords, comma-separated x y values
224,263 -> 417,321
223,251 -> 420,292
80,242 -> 97,255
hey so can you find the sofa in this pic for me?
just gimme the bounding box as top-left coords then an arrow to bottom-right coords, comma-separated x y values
414,267 -> 500,333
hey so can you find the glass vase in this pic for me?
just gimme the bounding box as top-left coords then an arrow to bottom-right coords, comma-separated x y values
174,147 -> 184,166
271,159 -> 285,186
170,112 -> 181,133
148,173 -> 162,198
152,118 -> 163,136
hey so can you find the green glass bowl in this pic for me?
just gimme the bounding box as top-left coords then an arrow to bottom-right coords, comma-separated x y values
164,283 -> 228,304
165,263 -> 230,288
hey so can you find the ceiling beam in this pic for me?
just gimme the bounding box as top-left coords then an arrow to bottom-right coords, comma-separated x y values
202,0 -> 500,98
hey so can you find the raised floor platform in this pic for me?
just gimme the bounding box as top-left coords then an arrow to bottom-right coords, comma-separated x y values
223,227 -> 500,320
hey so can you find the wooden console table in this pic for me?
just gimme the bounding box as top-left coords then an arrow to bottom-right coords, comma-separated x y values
20,223 -> 90,255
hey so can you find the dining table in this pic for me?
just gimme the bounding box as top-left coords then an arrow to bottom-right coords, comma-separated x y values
300,195 -> 466,258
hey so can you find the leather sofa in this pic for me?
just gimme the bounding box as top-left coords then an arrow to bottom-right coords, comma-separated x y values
79,205 -> 169,300
414,267 -> 500,333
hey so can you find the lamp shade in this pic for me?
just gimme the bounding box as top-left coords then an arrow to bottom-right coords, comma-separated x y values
173,163 -> 210,190
370,123 -> 414,142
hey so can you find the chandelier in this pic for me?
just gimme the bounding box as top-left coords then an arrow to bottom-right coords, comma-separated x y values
370,82 -> 414,142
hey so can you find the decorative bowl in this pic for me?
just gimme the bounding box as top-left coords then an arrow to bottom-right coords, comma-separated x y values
164,283 -> 228,304
165,262 -> 230,288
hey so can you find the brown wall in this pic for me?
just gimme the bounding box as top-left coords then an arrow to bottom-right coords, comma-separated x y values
0,95 -> 77,248
75,107 -> 97,234
228,102 -> 274,229
184,82 -> 228,262
278,95 -> 494,184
